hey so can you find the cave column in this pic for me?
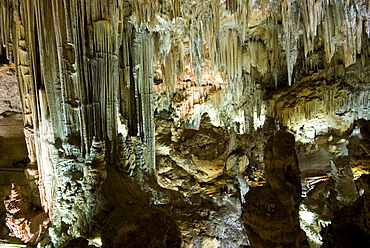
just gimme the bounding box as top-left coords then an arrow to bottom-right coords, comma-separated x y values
134,28 -> 155,173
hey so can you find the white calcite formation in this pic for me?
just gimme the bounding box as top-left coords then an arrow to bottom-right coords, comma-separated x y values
0,0 -> 370,247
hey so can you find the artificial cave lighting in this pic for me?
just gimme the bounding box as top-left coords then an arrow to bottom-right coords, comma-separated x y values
0,0 -> 370,247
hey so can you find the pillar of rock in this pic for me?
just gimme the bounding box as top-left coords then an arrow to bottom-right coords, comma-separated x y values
242,131 -> 303,248
1,1 -> 155,245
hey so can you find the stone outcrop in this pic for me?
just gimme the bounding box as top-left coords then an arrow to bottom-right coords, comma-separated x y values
172,113 -> 230,183
242,131 -> 303,248
4,183 -> 48,243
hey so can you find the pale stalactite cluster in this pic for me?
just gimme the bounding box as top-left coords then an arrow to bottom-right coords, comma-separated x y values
146,0 -> 370,134
144,0 -> 370,86
266,76 -> 370,135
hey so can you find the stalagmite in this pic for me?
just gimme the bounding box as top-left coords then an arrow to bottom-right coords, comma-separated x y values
242,131 -> 302,247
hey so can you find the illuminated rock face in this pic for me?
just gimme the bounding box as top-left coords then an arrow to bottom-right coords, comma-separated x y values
4,184 -> 48,243
1,0 -> 370,247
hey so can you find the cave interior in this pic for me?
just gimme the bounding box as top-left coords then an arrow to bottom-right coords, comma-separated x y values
0,0 -> 370,247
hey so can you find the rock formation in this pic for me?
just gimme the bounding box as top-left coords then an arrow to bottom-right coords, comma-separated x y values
4,183 -> 48,243
0,64 -> 21,114
299,120 -> 370,247
302,174 -> 370,248
101,204 -> 182,248
0,0 -> 370,247
242,131 -> 303,248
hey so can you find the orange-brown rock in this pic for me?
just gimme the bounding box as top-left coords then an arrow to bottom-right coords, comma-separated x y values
4,183 -> 48,243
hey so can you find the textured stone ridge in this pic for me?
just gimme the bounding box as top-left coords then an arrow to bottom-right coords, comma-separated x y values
242,131 -> 303,248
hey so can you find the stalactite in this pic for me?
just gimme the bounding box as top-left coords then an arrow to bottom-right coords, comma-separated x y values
189,20 -> 204,86
281,0 -> 299,86
0,0 -> 13,60
235,0 -> 250,43
203,0 -> 221,74
134,28 -> 155,172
